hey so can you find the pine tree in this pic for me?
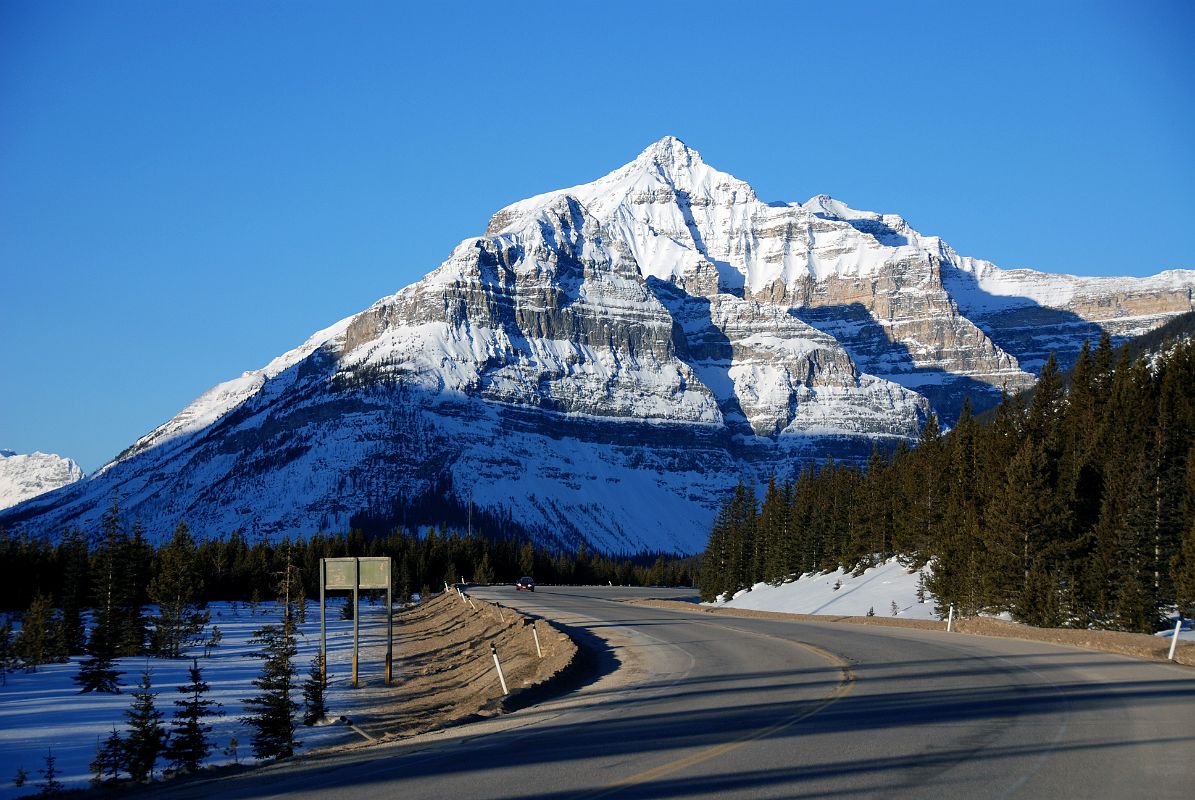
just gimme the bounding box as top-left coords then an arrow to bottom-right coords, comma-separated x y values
203,625 -> 223,658
87,494 -> 131,667
74,623 -> 123,694
0,616 -> 15,682
223,735 -> 240,765
124,668 -> 167,782
242,622 -> 300,760
166,658 -> 222,774
118,522 -> 152,656
724,481 -> 757,595
301,653 -> 327,726
699,496 -> 733,602
57,529 -> 89,655
517,541 -> 535,578
1174,516 -> 1195,619
273,540 -> 305,625
90,727 -> 126,785
149,521 -> 208,659
36,749 -> 62,797
14,593 -> 56,671
475,550 -> 495,585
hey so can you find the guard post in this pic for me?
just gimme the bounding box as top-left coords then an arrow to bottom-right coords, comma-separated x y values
320,557 -> 393,688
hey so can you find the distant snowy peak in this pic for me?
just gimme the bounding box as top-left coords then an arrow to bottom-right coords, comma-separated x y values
0,450 -> 83,510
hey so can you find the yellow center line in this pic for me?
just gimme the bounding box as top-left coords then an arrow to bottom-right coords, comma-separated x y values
580,627 -> 856,799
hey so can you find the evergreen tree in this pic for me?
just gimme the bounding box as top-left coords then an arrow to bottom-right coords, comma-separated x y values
517,541 -> 535,578
57,529 -> 89,655
242,622 -> 300,760
475,550 -> 495,585
1174,515 -> 1195,619
88,495 -> 130,662
124,668 -> 167,782
90,727 -> 126,785
14,594 -> 57,671
36,749 -> 62,797
893,414 -> 945,561
301,653 -> 327,726
757,476 -> 788,584
166,658 -> 222,773
0,616 -> 15,682
77,503 -> 127,690
724,481 -> 757,594
699,497 -> 733,602
149,521 -> 208,658
203,625 -> 223,658
74,623 -> 123,694
273,540 -> 305,625
118,523 -> 153,656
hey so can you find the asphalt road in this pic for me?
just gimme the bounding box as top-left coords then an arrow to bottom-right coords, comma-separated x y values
152,585 -> 1195,799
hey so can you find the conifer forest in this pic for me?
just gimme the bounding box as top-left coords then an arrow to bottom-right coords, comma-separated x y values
0,509 -> 694,673
700,334 -> 1195,634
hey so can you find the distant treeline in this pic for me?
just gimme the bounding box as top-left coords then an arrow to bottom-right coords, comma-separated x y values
0,514 -> 695,618
700,333 -> 1195,634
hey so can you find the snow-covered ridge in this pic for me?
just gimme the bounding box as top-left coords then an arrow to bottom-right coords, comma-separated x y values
0,450 -> 84,510
109,315 -> 357,471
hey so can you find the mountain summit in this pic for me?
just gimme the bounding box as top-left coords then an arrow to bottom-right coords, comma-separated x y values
5,139 -> 1193,552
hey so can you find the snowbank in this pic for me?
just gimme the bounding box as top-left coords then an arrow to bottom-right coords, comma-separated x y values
712,558 -> 939,620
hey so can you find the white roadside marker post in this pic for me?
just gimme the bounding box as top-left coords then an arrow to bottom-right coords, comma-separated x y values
947,604 -> 955,633
1168,618 -> 1183,661
491,643 -> 509,695
531,622 -> 543,658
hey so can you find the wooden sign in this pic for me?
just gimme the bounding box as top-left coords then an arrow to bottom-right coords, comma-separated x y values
319,556 -> 394,687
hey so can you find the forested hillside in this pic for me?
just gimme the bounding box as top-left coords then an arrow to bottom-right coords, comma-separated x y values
0,510 -> 694,664
700,330 -> 1195,634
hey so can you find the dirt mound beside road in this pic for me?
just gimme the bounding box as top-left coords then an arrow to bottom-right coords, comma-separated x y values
339,589 -> 577,740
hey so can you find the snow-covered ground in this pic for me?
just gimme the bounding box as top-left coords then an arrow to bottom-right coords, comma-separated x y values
0,599 -> 395,798
711,557 -> 1195,644
712,558 -> 940,619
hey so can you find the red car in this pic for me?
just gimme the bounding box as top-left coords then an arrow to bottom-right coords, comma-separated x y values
515,576 -> 535,592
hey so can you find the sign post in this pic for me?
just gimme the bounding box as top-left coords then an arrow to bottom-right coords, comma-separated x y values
320,557 -> 393,687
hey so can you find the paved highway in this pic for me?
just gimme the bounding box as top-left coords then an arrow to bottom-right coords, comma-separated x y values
153,585 -> 1195,799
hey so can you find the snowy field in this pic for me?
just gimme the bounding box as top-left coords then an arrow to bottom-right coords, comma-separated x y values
0,599 -> 394,798
710,557 -> 1195,642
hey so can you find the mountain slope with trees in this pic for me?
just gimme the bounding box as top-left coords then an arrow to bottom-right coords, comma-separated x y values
700,329 -> 1195,633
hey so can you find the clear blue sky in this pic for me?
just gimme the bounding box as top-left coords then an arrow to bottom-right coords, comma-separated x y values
2,0 -> 1192,473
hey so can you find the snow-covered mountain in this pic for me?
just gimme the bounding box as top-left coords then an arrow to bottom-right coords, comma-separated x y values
4,138 -> 1192,552
0,450 -> 83,511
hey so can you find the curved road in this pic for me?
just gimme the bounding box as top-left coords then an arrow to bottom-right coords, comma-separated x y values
156,586 -> 1195,799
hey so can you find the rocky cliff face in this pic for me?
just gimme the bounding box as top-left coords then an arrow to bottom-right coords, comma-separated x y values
0,450 -> 83,510
5,138 -> 1193,552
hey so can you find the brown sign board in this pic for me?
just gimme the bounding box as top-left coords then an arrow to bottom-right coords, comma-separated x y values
323,557 -> 391,590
